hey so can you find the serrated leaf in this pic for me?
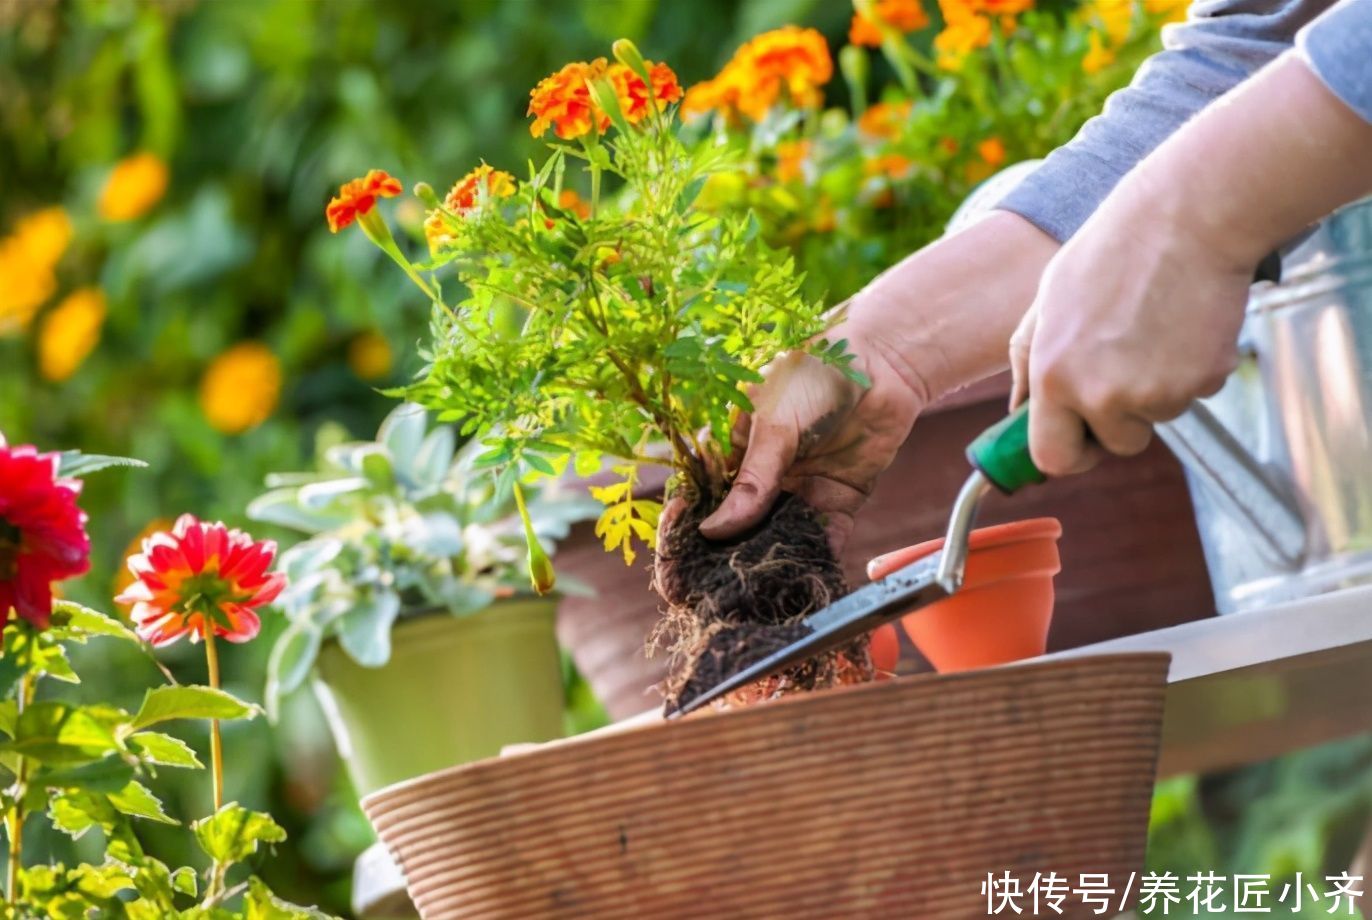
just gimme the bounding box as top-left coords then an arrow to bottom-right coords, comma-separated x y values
1,702 -> 121,764
244,876 -> 334,920
193,803 -> 287,866
129,731 -> 202,768
132,686 -> 256,730
38,757 -> 136,793
108,780 -> 176,825
56,452 -> 148,478
50,601 -> 141,644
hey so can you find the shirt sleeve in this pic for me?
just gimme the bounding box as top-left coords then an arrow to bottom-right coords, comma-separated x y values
997,0 -> 1331,242
1298,0 -> 1372,124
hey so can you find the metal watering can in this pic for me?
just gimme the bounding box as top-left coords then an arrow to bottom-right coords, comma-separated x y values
952,165 -> 1372,614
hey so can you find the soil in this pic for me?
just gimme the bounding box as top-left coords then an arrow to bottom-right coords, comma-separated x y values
653,490 -> 873,713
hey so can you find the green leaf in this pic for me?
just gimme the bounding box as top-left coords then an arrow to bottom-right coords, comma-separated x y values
2,702 -> 121,764
337,589 -> 401,668
414,426 -> 456,488
170,866 -> 198,897
193,803 -> 287,866
246,488 -> 352,534
378,404 -> 427,471
56,452 -> 148,478
244,876 -> 335,919
132,686 -> 256,730
266,624 -> 321,714
108,780 -> 177,825
38,757 -> 136,793
50,601 -> 142,644
129,731 -> 202,768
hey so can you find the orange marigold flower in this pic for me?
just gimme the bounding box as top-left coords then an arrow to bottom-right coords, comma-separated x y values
200,342 -> 281,435
857,100 -> 913,140
444,163 -> 516,212
528,58 -> 611,140
326,169 -> 403,233
116,513 -> 284,647
934,0 -> 992,70
98,152 -> 169,222
38,287 -> 106,383
775,139 -> 812,183
608,60 -> 683,124
348,329 -> 393,381
977,137 -> 1007,168
864,152 -> 915,180
849,0 -> 930,46
558,189 -> 592,220
974,0 -> 1033,13
682,26 -> 832,123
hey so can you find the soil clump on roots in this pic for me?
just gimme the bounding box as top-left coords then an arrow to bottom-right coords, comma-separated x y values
653,490 -> 873,713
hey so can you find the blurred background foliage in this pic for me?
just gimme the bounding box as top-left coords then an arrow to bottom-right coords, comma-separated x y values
2,0 -> 1369,915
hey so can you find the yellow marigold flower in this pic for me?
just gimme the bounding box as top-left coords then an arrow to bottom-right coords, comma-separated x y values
200,342 -> 281,435
1082,30 -> 1118,74
850,0 -> 930,46
775,139 -> 812,183
0,207 -> 71,334
348,329 -> 393,381
1145,0 -> 1187,22
423,210 -> 454,253
857,100 -> 913,140
1080,0 -> 1134,46
98,152 -> 169,222
934,0 -> 993,70
528,58 -> 611,140
444,163 -> 516,212
682,26 -> 832,123
38,287 -> 106,382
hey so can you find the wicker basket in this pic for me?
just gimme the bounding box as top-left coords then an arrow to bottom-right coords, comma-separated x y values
364,653 -> 1169,919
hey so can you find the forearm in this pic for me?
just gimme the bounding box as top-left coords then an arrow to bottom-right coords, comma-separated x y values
1133,52 -> 1372,269
840,211 -> 1059,404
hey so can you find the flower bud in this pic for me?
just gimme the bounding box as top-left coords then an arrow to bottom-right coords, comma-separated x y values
840,45 -> 870,98
526,536 -> 557,596
413,182 -> 440,208
612,38 -> 650,82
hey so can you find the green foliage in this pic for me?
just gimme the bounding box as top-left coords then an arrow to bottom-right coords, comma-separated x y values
395,46 -> 862,568
0,612 -> 334,919
252,404 -> 597,712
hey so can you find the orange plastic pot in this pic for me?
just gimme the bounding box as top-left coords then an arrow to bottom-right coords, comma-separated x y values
867,517 -> 1062,673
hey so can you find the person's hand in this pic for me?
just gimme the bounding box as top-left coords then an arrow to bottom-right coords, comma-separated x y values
1008,55 -> 1372,477
1007,180 -> 1250,475
691,210 -> 1059,554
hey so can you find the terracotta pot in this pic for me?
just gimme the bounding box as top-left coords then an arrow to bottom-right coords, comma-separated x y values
364,653 -> 1169,919
868,517 -> 1062,673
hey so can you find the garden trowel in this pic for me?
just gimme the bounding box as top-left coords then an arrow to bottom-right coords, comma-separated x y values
669,402 -> 1044,718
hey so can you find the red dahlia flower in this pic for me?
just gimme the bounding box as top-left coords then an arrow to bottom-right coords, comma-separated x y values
116,514 -> 284,647
0,438 -> 91,629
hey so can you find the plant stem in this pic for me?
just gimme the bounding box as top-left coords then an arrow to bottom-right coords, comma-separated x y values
204,631 -> 224,812
5,673 -> 33,904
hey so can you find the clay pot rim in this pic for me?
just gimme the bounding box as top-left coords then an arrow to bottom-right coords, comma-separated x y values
868,517 -> 1062,576
361,650 -> 1167,810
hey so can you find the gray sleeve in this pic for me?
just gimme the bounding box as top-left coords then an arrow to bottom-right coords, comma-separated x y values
997,0 -> 1332,242
1299,0 -> 1372,124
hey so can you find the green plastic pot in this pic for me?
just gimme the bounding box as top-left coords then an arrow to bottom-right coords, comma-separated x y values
312,596 -> 565,796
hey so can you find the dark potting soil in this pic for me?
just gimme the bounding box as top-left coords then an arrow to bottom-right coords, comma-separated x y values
653,491 -> 873,713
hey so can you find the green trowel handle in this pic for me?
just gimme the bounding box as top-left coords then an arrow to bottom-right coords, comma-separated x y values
966,402 -> 1045,495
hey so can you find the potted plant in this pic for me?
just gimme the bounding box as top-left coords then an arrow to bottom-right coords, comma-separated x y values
328,39 -> 873,710
247,404 -> 595,794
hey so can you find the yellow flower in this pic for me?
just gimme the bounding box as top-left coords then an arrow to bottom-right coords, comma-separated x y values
1145,0 -> 1188,23
98,152 -> 169,222
38,287 -> 106,382
934,0 -> 993,70
0,207 -> 71,335
199,342 -> 281,434
348,329 -> 393,381
1080,0 -> 1134,46
1082,30 -> 1117,74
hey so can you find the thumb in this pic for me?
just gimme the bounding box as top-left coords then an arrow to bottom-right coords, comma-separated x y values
1008,304 -> 1038,410
700,418 -> 797,539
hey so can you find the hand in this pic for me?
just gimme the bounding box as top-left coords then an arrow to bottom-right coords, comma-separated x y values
1010,55 -> 1372,476
694,211 -> 1059,554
